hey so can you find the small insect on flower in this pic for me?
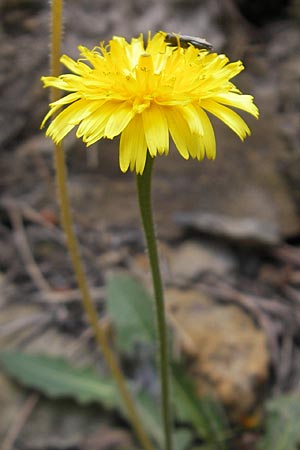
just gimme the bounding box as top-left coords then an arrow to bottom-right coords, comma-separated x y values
164,33 -> 213,51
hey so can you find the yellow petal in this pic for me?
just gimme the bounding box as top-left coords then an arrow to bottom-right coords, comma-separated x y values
46,99 -> 93,143
142,104 -> 169,156
77,104 -> 115,146
119,115 -> 147,173
187,133 -> 205,160
104,103 -> 134,139
180,104 -> 204,136
41,75 -> 80,92
213,93 -> 259,118
196,106 -> 216,159
60,54 -> 91,76
202,99 -> 251,140
166,107 -> 190,159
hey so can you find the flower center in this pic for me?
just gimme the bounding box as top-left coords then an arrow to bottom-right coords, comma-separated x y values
137,53 -> 154,72
132,97 -> 151,114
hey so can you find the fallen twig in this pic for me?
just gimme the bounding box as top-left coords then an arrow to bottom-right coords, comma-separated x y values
33,286 -> 105,303
273,244 -> 300,266
0,393 -> 39,450
6,203 -> 52,293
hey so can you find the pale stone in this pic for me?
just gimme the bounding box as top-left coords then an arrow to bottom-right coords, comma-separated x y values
166,288 -> 269,420
168,240 -> 236,283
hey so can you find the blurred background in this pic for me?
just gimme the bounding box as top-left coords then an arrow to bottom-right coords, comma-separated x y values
0,0 -> 300,449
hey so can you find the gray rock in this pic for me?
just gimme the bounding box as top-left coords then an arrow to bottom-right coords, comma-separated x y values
168,240 -> 236,283
175,211 -> 281,246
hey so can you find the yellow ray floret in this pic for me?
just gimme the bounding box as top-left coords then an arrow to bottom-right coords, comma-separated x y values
41,31 -> 259,174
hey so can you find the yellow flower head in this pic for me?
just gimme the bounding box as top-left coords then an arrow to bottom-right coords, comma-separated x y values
41,31 -> 259,174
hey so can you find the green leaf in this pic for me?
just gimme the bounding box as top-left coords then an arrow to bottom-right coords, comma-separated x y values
106,274 -> 156,353
172,364 -> 229,450
0,351 -> 118,408
258,394 -> 300,450
134,391 -> 193,450
173,428 -> 194,450
106,274 -> 231,448
135,391 -> 164,447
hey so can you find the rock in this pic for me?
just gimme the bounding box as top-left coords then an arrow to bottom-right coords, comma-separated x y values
167,240 -> 236,283
174,212 -> 280,246
153,116 -> 299,243
166,288 -> 269,420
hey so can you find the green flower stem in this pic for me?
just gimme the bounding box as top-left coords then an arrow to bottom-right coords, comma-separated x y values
49,3 -> 155,450
136,154 -> 173,450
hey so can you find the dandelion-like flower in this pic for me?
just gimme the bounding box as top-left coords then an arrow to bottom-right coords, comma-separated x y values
41,31 -> 259,174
